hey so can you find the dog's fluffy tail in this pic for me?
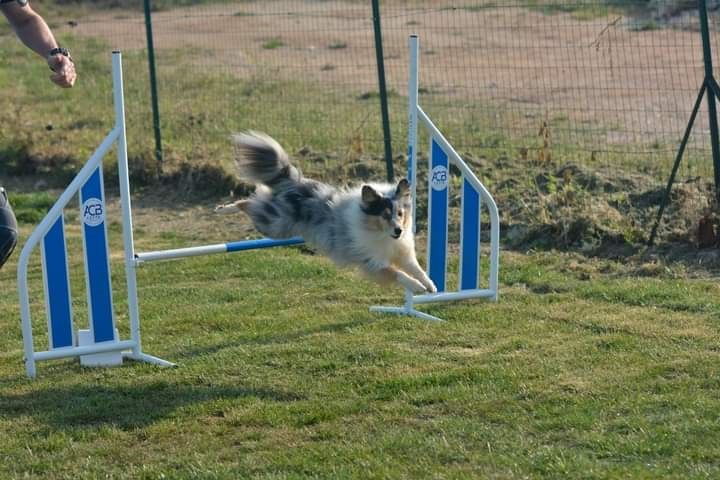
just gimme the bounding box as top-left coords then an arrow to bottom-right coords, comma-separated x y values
232,131 -> 302,189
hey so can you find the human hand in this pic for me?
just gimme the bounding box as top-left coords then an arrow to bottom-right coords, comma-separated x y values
47,52 -> 76,88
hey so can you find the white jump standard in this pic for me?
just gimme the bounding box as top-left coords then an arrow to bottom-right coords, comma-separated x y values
17,52 -> 174,379
370,36 -> 500,322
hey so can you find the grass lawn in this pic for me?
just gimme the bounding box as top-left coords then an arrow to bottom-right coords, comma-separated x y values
1,202 -> 719,479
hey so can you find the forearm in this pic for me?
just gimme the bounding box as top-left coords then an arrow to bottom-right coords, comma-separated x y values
1,3 -> 75,87
9,9 -> 58,58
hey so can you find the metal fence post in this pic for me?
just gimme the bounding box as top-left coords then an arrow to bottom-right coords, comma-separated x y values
699,0 -> 720,200
650,0 -> 720,244
371,0 -> 394,182
143,0 -> 164,174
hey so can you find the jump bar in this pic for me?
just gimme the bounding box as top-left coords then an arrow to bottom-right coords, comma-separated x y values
135,237 -> 305,264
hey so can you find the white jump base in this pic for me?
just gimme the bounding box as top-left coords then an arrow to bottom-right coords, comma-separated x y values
17,36 -> 500,378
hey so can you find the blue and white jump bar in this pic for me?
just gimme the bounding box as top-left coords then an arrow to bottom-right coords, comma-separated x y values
371,35 -> 500,322
135,237 -> 304,263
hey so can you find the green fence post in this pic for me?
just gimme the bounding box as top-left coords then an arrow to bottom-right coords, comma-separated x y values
372,0 -> 394,182
699,0 -> 720,200
143,0 -> 164,174
651,0 -> 720,243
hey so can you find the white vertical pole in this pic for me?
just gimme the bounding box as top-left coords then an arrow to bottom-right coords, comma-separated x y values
113,51 -> 142,356
406,35 -> 420,313
18,266 -> 35,378
408,35 -> 419,232
489,206 -> 500,301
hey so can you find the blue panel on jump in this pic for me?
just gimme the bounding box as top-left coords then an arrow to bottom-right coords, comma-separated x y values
428,138 -> 448,292
43,216 -> 74,349
226,237 -> 304,253
460,178 -> 481,290
80,167 -> 116,343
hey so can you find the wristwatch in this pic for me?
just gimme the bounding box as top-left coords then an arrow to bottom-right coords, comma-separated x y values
48,47 -> 72,72
49,47 -> 70,58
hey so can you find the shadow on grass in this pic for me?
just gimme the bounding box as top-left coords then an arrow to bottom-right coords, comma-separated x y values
0,381 -> 303,430
173,316 -> 380,360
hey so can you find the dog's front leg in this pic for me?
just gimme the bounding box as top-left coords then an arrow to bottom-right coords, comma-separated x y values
214,199 -> 250,214
398,257 -> 437,293
365,265 -> 427,293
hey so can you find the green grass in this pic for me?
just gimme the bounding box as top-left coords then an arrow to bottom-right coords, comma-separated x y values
261,38 -> 285,50
328,41 -> 348,50
7,192 -> 57,224
0,8 -> 718,476
1,211 -> 719,479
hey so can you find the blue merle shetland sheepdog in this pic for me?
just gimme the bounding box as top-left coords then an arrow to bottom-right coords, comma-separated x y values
215,132 -> 436,294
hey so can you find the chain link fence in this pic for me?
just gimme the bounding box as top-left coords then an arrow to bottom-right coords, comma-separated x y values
54,0 -> 720,187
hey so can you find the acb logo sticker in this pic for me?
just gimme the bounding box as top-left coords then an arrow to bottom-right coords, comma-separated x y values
430,165 -> 448,191
82,197 -> 105,227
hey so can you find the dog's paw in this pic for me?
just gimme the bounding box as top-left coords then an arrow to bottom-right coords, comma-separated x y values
400,277 -> 427,294
410,283 -> 427,294
425,281 -> 437,294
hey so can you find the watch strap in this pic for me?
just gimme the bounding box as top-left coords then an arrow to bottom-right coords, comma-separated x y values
49,47 -> 70,57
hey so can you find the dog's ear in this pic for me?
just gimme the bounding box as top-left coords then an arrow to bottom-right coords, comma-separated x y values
361,185 -> 381,205
395,178 -> 411,198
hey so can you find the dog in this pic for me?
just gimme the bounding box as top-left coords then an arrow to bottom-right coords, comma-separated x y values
215,131 -> 436,294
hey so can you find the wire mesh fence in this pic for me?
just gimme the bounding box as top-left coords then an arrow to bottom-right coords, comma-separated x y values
58,0 -> 720,186
382,1 -> 713,179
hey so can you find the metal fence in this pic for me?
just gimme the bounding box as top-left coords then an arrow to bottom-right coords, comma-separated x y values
59,0 -> 720,186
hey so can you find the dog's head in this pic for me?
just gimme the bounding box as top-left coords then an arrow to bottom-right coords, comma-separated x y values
360,179 -> 412,240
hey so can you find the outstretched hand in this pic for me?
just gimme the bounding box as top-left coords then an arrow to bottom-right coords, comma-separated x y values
47,53 -> 76,88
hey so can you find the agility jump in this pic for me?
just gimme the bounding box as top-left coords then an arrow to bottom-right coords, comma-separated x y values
17,36 -> 499,378
371,35 -> 500,322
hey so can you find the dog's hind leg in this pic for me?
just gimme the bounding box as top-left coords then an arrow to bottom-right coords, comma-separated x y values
214,199 -> 251,214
